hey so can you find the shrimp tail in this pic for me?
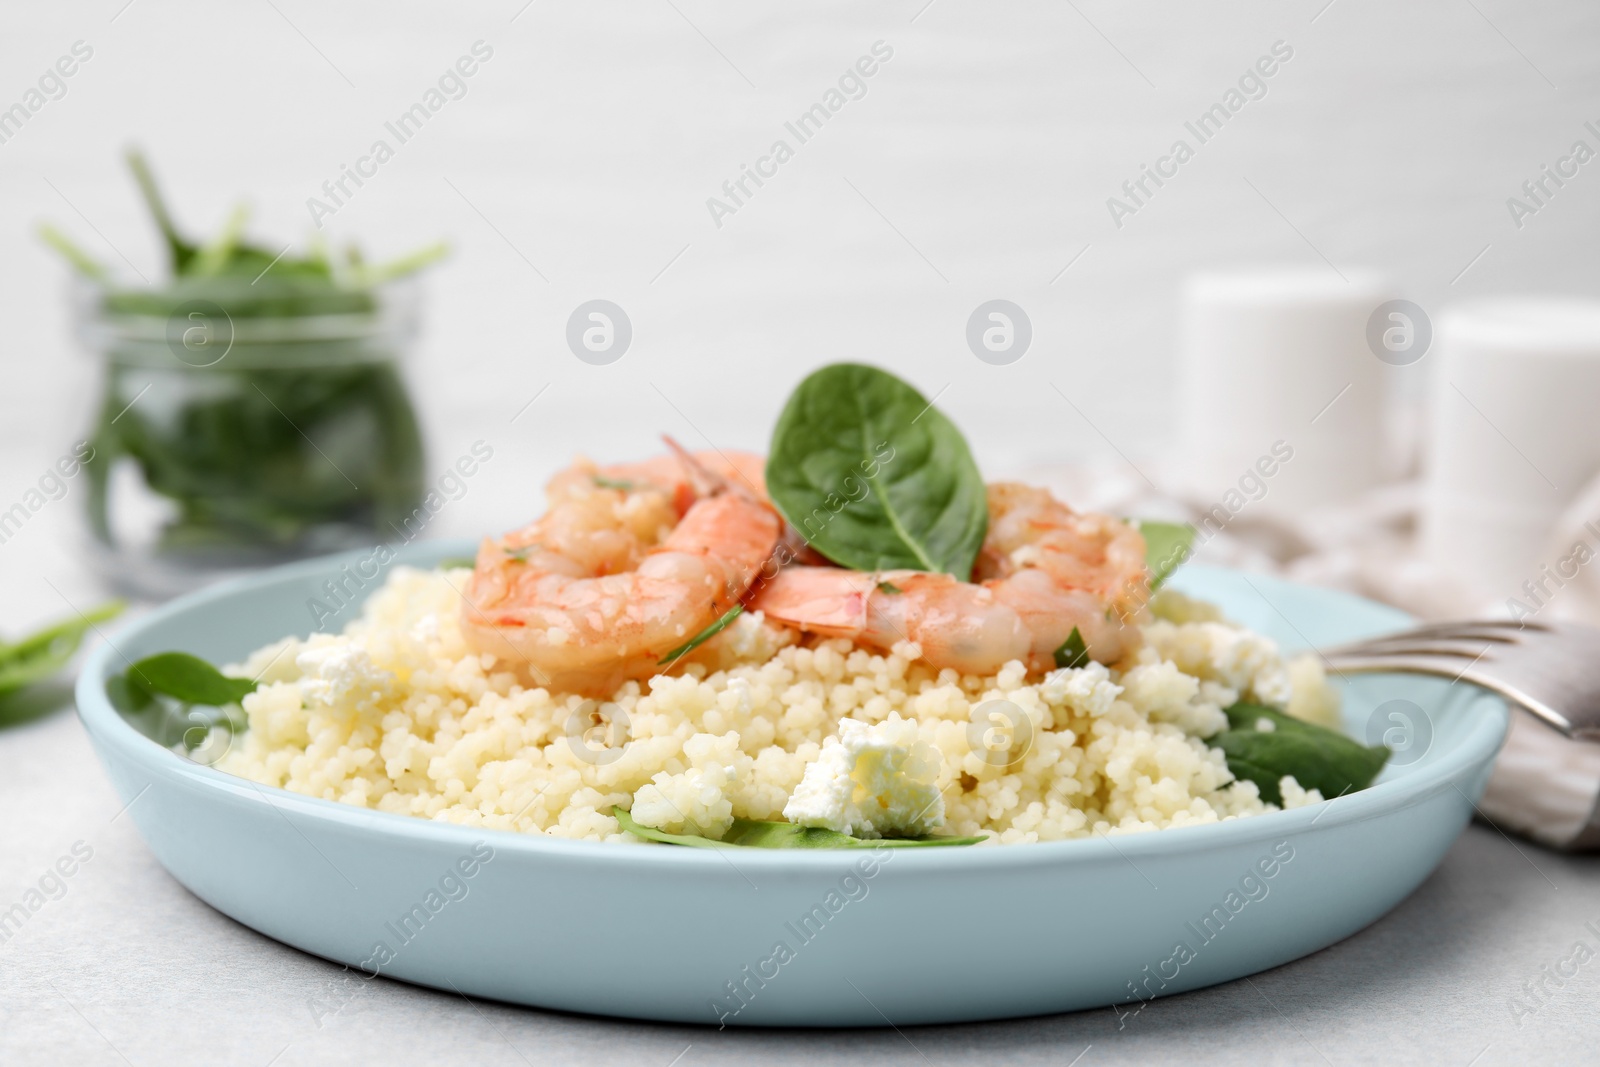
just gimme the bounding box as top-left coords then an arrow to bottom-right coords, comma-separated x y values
662,434 -> 759,503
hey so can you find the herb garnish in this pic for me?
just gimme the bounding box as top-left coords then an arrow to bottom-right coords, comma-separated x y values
614,807 -> 983,849
1211,702 -> 1389,805
1052,627 -> 1090,670
126,652 -> 258,706
659,604 -> 744,666
1134,520 -> 1197,591
877,581 -> 903,595
108,651 -> 256,755
592,476 -> 637,491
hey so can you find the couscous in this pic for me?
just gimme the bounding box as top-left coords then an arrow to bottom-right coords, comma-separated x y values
216,567 -> 1338,844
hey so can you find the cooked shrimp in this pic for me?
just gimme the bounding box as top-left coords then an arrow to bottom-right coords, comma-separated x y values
747,482 -> 1148,675
461,449 -> 781,695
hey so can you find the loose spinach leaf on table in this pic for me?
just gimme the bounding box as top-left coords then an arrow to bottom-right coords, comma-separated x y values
767,363 -> 988,577
0,601 -> 124,697
1211,702 -> 1389,805
613,808 -> 984,849
1133,520 -> 1196,591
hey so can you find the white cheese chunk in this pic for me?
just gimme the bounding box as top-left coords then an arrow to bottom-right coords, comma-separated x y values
295,644 -> 393,710
782,716 -> 944,838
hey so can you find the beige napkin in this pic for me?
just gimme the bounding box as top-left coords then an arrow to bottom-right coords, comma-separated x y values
1014,460 -> 1600,851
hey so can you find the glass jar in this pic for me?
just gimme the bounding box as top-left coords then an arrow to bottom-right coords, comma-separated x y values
76,276 -> 428,599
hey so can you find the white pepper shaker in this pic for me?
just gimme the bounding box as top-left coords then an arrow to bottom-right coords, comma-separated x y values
1177,268 -> 1391,516
1422,298 -> 1600,600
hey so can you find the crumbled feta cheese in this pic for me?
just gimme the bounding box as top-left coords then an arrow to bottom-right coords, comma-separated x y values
783,716 -> 944,838
295,644 -> 393,710
1255,717 -> 1276,733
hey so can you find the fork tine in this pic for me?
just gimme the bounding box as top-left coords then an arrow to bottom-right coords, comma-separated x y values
1348,632 -> 1516,650
1321,619 -> 1547,657
1328,640 -> 1498,660
1371,620 -> 1544,641
1318,653 -> 1488,680
1320,631 -> 1510,660
1319,618 -> 1597,740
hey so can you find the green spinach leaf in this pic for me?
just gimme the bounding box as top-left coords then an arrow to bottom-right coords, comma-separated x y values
37,223 -> 109,281
1134,520 -> 1196,591
119,148 -> 444,288
0,601 -> 124,696
1052,627 -> 1090,670
127,148 -> 198,272
1212,703 -> 1388,805
767,364 -> 988,577
109,648 -> 251,756
127,652 -> 257,706
614,808 -> 984,849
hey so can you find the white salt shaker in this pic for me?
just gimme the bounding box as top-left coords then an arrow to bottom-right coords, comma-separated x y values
1422,298 -> 1600,600
1177,268 -> 1391,517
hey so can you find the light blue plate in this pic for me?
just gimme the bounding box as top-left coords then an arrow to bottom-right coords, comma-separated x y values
75,541 -> 1508,1027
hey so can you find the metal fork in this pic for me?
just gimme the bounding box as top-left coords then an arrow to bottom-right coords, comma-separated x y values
1320,619 -> 1600,741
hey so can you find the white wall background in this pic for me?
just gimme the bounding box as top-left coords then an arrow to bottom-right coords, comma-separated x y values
3,0 -> 1598,568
